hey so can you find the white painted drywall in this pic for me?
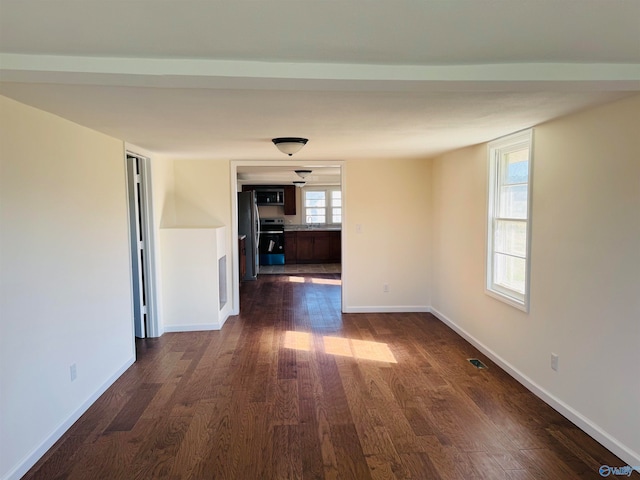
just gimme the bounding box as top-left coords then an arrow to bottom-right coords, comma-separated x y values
160,226 -> 229,330
172,159 -> 232,228
153,159 -> 234,330
430,94 -> 640,464
343,158 -> 432,312
0,96 -> 135,479
152,155 -> 177,229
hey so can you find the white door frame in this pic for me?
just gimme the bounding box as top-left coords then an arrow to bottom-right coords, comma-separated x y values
229,160 -> 346,316
125,149 -> 161,338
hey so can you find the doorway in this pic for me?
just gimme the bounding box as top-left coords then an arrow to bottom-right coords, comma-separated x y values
125,152 -> 160,338
229,161 -> 346,316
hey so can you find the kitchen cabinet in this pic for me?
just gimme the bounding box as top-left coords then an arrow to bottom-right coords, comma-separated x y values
286,230 -> 341,264
296,232 -> 315,262
284,231 -> 297,264
283,186 -> 296,215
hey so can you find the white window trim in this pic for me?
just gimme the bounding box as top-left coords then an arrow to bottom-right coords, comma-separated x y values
485,129 -> 533,312
303,186 -> 342,225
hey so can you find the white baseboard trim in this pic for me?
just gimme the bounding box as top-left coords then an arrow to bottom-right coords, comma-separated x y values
4,356 -> 136,480
430,307 -> 640,467
218,309 -> 231,329
163,323 -> 222,332
162,310 -> 232,333
343,305 -> 431,314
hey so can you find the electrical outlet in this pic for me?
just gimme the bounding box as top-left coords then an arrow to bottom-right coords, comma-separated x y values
551,353 -> 559,372
383,283 -> 390,293
70,363 -> 77,382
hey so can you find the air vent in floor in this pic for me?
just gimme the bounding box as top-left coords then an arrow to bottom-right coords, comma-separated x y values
468,358 -> 487,369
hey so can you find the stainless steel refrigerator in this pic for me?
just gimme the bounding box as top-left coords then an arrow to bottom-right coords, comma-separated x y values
238,190 -> 260,280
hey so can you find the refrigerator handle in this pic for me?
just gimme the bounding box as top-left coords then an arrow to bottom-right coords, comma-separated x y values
255,201 -> 260,247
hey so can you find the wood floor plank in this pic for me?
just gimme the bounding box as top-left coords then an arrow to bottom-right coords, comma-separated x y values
298,401 -> 325,479
234,402 -> 272,480
466,451 -> 509,479
167,399 -> 219,479
105,382 -> 162,432
128,415 -> 193,479
316,352 -> 353,425
409,439 -> 468,480
516,447 -> 588,480
269,378 -> 300,426
400,451 -> 444,480
20,434 -> 85,480
69,413 -> 158,479
273,424 -> 303,479
21,273 -> 636,480
365,455 -> 399,480
330,423 -> 373,480
187,395 -> 237,479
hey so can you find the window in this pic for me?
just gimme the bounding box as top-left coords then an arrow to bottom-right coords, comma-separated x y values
304,188 -> 341,224
486,129 -> 533,311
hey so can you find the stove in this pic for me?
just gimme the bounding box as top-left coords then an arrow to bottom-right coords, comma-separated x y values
259,218 -> 285,265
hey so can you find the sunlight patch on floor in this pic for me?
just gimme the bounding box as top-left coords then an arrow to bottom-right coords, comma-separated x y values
310,277 -> 342,285
287,276 -> 306,283
286,276 -> 341,285
284,331 -> 312,351
284,331 -> 397,363
323,336 -> 397,363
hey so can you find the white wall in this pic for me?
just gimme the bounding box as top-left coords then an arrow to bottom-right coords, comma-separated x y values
160,227 -> 229,330
0,96 -> 135,480
343,158 -> 432,312
172,159 -> 232,228
153,159 -> 234,330
151,155 -> 177,229
430,94 -> 640,464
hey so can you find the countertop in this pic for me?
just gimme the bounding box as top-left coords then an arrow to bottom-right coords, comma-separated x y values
284,224 -> 342,232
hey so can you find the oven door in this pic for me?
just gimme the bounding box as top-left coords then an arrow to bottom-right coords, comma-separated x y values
259,230 -> 285,265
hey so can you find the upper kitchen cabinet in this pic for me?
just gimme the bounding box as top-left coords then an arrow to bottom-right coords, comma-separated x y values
283,186 -> 296,215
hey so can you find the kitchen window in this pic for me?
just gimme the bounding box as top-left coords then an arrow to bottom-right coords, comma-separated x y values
304,188 -> 341,224
486,129 -> 533,312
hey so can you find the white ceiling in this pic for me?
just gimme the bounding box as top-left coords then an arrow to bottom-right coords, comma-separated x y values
238,166 -> 341,186
1,0 -> 639,170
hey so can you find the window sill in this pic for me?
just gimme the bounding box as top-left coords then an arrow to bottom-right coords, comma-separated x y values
485,288 -> 529,313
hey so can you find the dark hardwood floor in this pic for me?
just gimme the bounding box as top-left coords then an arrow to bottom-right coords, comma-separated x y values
23,273 -> 635,479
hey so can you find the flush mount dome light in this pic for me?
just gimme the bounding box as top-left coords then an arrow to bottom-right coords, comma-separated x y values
293,181 -> 306,188
272,137 -> 308,156
294,169 -> 312,179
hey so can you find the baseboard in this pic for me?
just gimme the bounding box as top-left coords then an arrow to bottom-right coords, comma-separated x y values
430,307 -> 640,467
163,323 -> 222,332
342,305 -> 431,313
162,308 -> 233,333
3,356 -> 136,480
220,306 -> 232,328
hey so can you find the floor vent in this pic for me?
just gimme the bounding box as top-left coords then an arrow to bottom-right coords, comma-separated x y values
468,358 -> 487,369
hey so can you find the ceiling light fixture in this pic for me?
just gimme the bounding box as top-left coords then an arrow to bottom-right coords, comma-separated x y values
294,169 -> 312,179
293,181 -> 306,188
272,137 -> 308,156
